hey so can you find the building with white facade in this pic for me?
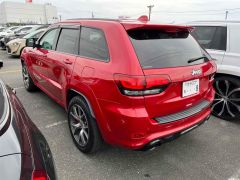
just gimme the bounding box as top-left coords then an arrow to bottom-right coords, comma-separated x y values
0,1 -> 58,25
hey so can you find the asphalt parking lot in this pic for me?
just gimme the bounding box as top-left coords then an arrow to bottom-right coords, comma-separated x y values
0,50 -> 240,180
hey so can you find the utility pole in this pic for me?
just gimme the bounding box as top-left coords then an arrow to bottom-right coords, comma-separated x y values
225,10 -> 229,20
91,12 -> 94,18
147,5 -> 154,21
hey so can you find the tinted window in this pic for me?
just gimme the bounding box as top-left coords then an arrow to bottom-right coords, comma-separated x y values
191,26 -> 227,51
80,27 -> 109,61
129,29 -> 209,69
229,24 -> 240,53
56,28 -> 79,55
40,28 -> 59,50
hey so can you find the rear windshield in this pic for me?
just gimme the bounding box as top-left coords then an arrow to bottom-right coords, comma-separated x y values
128,29 -> 209,69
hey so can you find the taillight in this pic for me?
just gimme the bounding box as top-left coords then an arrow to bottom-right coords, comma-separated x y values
32,170 -> 49,180
114,74 -> 171,96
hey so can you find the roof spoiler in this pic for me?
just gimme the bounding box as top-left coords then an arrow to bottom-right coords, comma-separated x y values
137,15 -> 149,22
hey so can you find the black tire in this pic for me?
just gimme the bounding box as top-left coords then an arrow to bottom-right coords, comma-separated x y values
212,75 -> 240,120
68,96 -> 103,153
22,62 -> 37,92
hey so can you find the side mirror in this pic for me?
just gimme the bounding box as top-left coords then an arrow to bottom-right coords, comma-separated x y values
26,38 -> 40,48
0,60 -> 3,68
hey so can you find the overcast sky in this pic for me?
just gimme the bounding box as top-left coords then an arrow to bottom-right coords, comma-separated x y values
3,0 -> 240,23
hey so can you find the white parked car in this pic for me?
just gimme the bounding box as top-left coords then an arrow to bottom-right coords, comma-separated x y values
0,26 -> 20,48
189,21 -> 240,120
0,27 -> 6,32
0,25 -> 42,49
0,26 -> 20,37
6,28 -> 46,57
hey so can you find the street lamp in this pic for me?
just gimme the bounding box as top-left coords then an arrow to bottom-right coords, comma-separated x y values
147,5 -> 154,21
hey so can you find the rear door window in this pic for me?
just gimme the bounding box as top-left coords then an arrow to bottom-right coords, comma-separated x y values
191,26 -> 227,51
129,29 -> 209,69
56,28 -> 79,55
79,27 -> 109,61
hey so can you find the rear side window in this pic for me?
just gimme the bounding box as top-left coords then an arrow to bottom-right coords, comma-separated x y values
191,26 -> 227,51
56,28 -> 79,55
129,29 -> 208,69
79,27 -> 109,61
229,25 -> 240,53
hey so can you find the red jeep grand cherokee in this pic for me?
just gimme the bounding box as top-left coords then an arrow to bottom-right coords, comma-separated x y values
21,18 -> 216,153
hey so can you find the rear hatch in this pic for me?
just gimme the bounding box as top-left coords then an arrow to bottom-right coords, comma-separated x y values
126,25 -> 215,121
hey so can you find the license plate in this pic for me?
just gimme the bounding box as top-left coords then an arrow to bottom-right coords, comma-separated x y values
182,79 -> 199,97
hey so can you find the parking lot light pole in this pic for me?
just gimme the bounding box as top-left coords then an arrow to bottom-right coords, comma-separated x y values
147,5 -> 154,21
225,10 -> 229,20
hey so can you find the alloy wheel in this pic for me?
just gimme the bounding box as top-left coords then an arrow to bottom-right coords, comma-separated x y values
212,78 -> 240,120
69,104 -> 89,147
22,64 -> 30,89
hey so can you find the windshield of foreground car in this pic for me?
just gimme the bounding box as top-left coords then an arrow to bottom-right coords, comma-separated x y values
23,29 -> 46,39
128,29 -> 211,69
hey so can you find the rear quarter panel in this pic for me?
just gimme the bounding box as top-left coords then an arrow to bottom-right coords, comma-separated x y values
67,21 -> 146,142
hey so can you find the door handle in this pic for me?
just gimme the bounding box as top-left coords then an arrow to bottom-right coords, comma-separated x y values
63,59 -> 73,65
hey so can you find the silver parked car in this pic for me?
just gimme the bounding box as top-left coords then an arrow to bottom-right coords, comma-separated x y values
189,21 -> 240,120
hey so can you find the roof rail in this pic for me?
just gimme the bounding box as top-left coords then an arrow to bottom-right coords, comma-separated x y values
66,18 -> 119,22
66,16 -> 150,23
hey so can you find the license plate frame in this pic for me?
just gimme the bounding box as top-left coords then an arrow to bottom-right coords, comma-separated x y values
182,79 -> 200,97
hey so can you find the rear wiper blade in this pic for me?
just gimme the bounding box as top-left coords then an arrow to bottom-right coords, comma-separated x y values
188,56 -> 208,64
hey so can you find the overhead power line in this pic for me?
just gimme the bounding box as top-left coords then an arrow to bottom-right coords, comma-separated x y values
128,7 -> 240,18
152,7 -> 240,14
152,12 -> 227,16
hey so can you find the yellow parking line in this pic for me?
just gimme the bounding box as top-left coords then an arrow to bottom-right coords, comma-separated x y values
0,70 -> 21,74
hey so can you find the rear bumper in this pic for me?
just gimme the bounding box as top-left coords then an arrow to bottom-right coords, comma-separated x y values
109,107 -> 211,150
97,88 -> 214,150
140,114 -> 210,151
